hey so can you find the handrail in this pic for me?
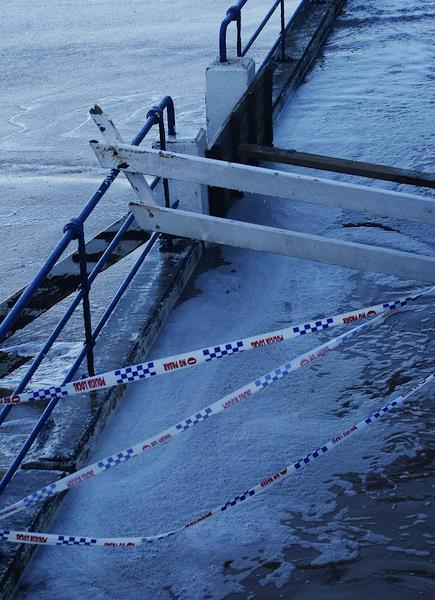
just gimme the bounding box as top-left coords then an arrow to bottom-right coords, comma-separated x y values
0,97 -> 176,495
0,95 -> 175,345
0,228 -> 161,495
219,0 -> 286,63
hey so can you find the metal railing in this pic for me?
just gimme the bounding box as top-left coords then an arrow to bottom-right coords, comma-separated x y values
0,97 -> 176,495
219,0 -> 288,64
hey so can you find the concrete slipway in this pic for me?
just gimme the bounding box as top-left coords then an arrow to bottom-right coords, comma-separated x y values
4,0 -> 435,598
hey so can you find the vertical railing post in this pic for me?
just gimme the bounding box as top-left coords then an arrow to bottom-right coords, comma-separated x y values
220,5 -> 242,62
236,9 -> 242,56
0,99 -> 176,497
63,219 -> 95,376
162,97 -> 176,137
147,106 -> 173,251
280,0 -> 286,61
158,115 -> 170,209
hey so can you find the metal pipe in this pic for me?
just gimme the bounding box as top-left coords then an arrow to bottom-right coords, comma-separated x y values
0,185 -> 163,494
158,117 -> 170,209
259,0 -> 307,71
280,0 -> 285,61
241,0 -> 281,57
219,2 -> 248,62
0,212 -> 136,428
0,233 -> 159,495
0,98 -> 174,493
0,97 -> 175,344
76,224 -> 95,376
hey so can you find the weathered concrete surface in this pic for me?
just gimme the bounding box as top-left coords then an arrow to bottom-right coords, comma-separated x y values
162,130 -> 210,215
0,239 -> 202,599
0,470 -> 66,599
272,0 -> 347,113
22,239 -> 203,471
206,57 -> 256,148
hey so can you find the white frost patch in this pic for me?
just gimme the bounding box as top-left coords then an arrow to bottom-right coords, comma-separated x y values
259,561 -> 296,589
311,540 -> 360,567
0,341 -> 84,389
386,546 -> 430,558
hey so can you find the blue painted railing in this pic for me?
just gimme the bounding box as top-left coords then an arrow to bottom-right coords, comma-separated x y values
219,0 -> 298,65
0,97 -> 176,495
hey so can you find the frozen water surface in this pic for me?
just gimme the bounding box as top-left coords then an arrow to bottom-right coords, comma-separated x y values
3,0 -> 435,598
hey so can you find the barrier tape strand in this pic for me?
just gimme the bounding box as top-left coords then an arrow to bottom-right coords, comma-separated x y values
0,309 -> 396,521
1,292 -> 424,407
1,371 -> 432,547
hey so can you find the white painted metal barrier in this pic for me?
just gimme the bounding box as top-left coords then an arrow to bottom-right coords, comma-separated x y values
129,203 -> 435,282
89,140 -> 435,283
90,143 -> 435,225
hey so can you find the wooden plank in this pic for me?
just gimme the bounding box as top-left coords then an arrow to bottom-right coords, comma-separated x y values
91,142 -> 435,225
129,203 -> 435,283
239,144 -> 435,189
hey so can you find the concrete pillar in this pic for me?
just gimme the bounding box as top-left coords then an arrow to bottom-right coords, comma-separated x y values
153,128 -> 208,215
205,57 -> 255,148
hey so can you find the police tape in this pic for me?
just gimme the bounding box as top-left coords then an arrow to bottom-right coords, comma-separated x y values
2,290 -> 427,407
1,371 -> 432,547
0,308 -> 397,522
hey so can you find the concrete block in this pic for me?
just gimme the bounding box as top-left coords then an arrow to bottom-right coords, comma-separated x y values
153,129 -> 208,214
164,129 -> 208,214
206,57 -> 255,147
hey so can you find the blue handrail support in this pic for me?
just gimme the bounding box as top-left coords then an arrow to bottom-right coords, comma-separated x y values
219,0 -> 293,65
0,97 -> 176,496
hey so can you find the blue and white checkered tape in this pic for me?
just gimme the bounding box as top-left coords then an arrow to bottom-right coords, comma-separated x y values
383,297 -> 411,309
0,374 -> 432,547
255,363 -> 292,389
115,363 -> 157,384
293,317 -> 334,335
97,448 -> 135,471
203,341 -> 244,361
3,289 -> 428,408
294,446 -> 329,470
23,483 -> 57,507
0,309 -> 396,524
30,386 -> 67,401
57,535 -> 98,546
0,304 -> 430,540
175,407 -> 213,432
221,488 -> 256,511
365,399 -> 398,423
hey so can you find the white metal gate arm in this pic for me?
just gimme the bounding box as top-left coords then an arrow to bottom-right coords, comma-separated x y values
90,142 -> 435,225
89,108 -> 157,206
129,202 -> 435,282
